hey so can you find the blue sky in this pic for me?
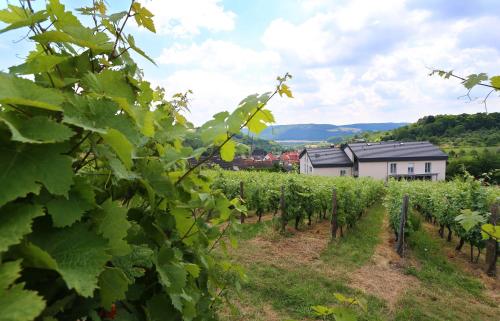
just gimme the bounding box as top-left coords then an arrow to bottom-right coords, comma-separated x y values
1,0 -> 500,125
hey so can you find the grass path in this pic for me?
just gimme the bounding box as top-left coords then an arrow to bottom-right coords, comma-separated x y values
218,204 -> 499,321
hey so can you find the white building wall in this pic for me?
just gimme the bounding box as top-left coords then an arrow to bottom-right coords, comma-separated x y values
359,160 -> 447,181
358,162 -> 388,180
313,167 -> 352,177
344,147 -> 354,162
299,153 -> 314,175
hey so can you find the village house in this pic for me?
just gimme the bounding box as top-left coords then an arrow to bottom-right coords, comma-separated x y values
299,141 -> 448,181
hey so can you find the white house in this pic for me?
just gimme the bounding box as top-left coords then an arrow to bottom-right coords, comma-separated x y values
299,141 -> 448,181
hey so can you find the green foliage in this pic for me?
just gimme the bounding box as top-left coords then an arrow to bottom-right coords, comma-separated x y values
385,177 -> 499,252
0,1 -> 292,320
209,170 -> 384,231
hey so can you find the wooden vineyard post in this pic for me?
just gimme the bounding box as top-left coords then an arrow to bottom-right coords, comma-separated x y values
485,202 -> 498,277
396,194 -> 409,257
331,188 -> 338,239
280,185 -> 287,233
240,181 -> 245,224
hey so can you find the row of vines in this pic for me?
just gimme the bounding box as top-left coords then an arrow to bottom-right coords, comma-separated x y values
385,176 -> 499,262
208,170 -> 385,233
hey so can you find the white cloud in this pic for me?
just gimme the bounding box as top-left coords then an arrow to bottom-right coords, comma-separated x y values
145,0 -> 500,127
149,40 -> 284,125
156,39 -> 280,72
143,0 -> 236,36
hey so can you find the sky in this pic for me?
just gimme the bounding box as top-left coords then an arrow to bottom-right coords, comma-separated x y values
1,0 -> 500,126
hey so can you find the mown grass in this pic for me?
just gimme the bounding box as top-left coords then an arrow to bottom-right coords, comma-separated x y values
393,228 -> 497,321
219,204 -> 498,321
321,203 -> 386,268
220,204 -> 389,320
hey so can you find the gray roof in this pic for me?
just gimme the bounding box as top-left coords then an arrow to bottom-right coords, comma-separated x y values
301,147 -> 353,168
346,141 -> 448,162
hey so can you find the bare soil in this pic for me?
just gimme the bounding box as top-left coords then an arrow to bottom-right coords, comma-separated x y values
349,215 -> 419,309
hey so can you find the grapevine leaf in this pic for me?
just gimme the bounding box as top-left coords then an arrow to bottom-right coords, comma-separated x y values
112,245 -> 154,280
93,199 -> 131,256
31,29 -> 113,52
0,142 -> 73,207
490,75 -> 500,90
172,208 -> 198,245
278,83 -> 293,98
0,5 -> 48,34
220,139 -> 236,162
102,128 -> 134,170
98,267 -> 130,309
82,70 -> 135,103
0,283 -> 46,321
455,209 -> 486,232
0,72 -> 64,111
46,179 -> 95,227
30,223 -> 110,297
481,223 -> 500,240
0,203 -> 44,253
0,112 -> 74,144
462,73 -> 488,90
9,55 -> 70,75
14,242 -> 58,270
146,294 -> 176,321
131,2 -> 156,33
0,260 -> 22,290
156,247 -> 187,294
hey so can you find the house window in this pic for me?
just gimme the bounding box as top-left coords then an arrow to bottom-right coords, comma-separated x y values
390,163 -> 397,174
340,169 -> 346,176
425,162 -> 431,173
408,163 -> 414,174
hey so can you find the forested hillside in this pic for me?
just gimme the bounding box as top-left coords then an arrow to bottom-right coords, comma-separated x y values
381,113 -> 500,146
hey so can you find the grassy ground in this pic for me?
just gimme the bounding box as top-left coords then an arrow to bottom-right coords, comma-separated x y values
217,204 -> 499,321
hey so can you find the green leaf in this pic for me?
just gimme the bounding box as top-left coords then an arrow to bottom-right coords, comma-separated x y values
490,75 -> 500,90
0,283 -> 45,321
0,5 -> 48,34
278,83 -> 293,98
30,223 -> 110,297
102,128 -> 134,170
98,267 -> 130,309
47,179 -> 95,227
462,73 -> 488,90
0,72 -> 64,111
82,70 -> 136,104
131,2 -> 156,33
0,260 -> 22,290
455,209 -> 486,232
14,242 -> 58,270
31,29 -> 113,52
172,208 -> 198,246
220,139 -> 236,162
93,199 -> 131,256
481,223 -> 500,240
0,203 -> 44,253
0,142 -> 73,207
9,55 -> 70,75
112,245 -> 154,280
0,112 -> 74,144
156,247 -> 187,294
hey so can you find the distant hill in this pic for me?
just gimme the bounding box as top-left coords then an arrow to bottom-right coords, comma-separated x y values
257,122 -> 408,142
381,112 -> 500,146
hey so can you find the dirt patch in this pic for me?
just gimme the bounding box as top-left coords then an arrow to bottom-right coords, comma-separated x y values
240,220 -> 332,267
349,215 -> 418,309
